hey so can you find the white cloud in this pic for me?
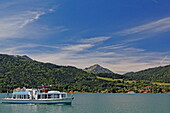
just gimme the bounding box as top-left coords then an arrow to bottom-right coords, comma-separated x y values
49,8 -> 55,12
99,44 -> 127,50
160,56 -> 169,65
81,36 -> 111,44
0,11 -> 45,39
0,9 -> 67,39
0,44 -> 40,55
0,43 -> 64,55
19,11 -> 45,28
62,44 -> 94,52
0,42 -> 94,55
118,17 -> 170,36
58,36 -> 111,53
123,48 -> 144,52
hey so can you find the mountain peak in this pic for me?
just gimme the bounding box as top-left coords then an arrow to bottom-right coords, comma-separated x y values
14,55 -> 33,61
84,64 -> 113,74
21,55 -> 33,61
93,64 -> 101,67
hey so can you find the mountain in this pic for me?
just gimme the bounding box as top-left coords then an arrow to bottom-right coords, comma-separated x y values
125,65 -> 170,82
84,64 -> 123,79
84,64 -> 113,74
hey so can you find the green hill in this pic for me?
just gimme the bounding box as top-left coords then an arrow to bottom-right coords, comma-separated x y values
0,54 -> 122,93
125,65 -> 170,83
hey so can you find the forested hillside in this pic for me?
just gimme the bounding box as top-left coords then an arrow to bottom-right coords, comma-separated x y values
125,65 -> 170,83
0,54 -> 122,93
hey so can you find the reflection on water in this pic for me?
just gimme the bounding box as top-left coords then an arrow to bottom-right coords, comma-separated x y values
0,103 -> 74,113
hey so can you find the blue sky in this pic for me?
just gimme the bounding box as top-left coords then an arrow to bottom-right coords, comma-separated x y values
0,0 -> 170,74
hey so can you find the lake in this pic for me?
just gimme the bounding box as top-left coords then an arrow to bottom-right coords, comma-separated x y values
0,93 -> 170,113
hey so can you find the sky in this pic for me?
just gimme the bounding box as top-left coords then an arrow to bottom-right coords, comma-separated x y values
0,0 -> 170,74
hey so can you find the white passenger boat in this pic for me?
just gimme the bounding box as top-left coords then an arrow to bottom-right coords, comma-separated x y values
1,87 -> 74,105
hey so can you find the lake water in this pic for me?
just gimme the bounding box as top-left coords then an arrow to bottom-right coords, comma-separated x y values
0,93 -> 170,113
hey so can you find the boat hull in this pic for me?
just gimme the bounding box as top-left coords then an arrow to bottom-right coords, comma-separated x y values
1,98 -> 73,105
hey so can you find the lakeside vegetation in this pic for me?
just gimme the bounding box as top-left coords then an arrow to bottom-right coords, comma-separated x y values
97,76 -> 135,84
152,82 -> 170,86
96,76 -> 123,82
96,76 -> 170,93
0,54 -> 170,93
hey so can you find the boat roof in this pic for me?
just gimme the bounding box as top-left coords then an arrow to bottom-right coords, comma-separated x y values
47,91 -> 65,94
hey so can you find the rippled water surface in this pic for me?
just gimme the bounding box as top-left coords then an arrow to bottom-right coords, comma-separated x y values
0,93 -> 170,113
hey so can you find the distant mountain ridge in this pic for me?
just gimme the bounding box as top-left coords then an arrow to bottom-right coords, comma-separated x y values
125,65 -> 170,82
84,64 -> 113,74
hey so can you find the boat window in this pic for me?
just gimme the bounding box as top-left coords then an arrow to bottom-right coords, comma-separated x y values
13,95 -> 16,99
27,95 -> 30,99
22,95 -> 24,99
61,94 -> 66,98
48,94 -> 59,99
54,94 -> 59,98
18,95 -> 21,99
42,94 -> 48,99
21,95 -> 29,99
38,95 -> 41,99
25,95 -> 28,99
48,94 -> 52,99
42,94 -> 45,99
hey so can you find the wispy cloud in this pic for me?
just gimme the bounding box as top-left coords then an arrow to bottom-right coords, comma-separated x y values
1,42 -> 94,55
19,11 -> 45,28
81,36 -> 111,44
118,17 -> 170,36
0,44 -> 43,55
0,11 -> 46,39
160,56 -> 169,65
62,44 -> 94,52
58,36 -> 111,53
99,44 -> 127,50
0,43 -> 62,55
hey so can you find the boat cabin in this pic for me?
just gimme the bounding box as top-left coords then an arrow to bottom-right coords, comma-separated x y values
12,88 -> 68,100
